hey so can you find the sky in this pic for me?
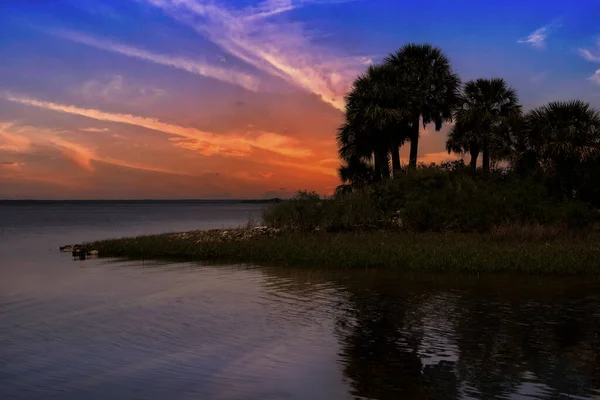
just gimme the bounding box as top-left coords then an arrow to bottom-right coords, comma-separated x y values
1,0 -> 599,199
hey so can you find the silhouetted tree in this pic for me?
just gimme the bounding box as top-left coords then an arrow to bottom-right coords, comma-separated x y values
384,43 -> 461,167
339,64 -> 411,181
446,122 -> 479,171
449,78 -> 521,172
525,100 -> 600,199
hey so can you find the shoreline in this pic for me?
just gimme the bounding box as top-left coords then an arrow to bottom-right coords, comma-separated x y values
83,227 -> 600,276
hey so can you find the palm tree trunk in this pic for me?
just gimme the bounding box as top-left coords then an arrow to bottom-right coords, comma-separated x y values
373,153 -> 382,181
482,133 -> 490,173
409,115 -> 420,168
391,145 -> 401,177
469,142 -> 479,172
482,148 -> 490,172
378,151 -> 390,179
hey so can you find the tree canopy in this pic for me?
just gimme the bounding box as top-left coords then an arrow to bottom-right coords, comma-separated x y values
337,43 -> 600,205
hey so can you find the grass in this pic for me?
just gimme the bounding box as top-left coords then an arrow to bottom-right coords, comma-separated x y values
86,229 -> 600,276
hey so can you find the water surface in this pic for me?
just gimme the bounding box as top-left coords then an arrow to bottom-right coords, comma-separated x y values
1,202 -> 599,399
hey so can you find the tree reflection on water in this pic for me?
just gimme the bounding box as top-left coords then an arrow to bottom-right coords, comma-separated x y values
333,274 -> 600,400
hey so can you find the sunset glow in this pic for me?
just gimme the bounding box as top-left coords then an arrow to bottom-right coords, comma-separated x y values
1,0 -> 598,199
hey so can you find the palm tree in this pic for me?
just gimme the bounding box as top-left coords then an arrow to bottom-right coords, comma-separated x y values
338,156 -> 376,188
490,113 -> 533,177
337,120 -> 387,182
388,119 -> 411,175
339,64 -> 409,181
452,78 -> 521,173
384,43 -> 461,168
526,100 -> 600,197
445,122 -> 479,171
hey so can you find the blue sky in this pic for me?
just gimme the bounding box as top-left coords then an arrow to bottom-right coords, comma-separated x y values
0,0 -> 599,199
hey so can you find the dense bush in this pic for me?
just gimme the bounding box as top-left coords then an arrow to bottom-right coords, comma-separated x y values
263,164 -> 598,233
262,190 -> 389,231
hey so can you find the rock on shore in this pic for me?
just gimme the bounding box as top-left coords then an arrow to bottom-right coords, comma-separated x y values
168,226 -> 281,243
59,244 -> 99,259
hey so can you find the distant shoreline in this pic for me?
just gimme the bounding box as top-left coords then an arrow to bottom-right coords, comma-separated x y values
0,198 -> 283,205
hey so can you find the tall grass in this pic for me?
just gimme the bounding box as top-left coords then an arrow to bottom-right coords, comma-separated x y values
88,231 -> 600,276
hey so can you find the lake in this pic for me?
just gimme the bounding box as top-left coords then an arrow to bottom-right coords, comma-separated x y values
1,202 -> 599,399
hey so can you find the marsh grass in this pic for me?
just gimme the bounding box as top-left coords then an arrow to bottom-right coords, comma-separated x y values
87,231 -> 600,276
489,222 -> 572,241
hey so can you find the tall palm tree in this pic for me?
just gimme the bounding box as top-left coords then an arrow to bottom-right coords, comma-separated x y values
526,100 -> 600,197
339,64 -> 409,181
384,43 -> 461,168
453,78 -> 521,172
445,122 -> 479,171
490,113 -> 533,177
388,119 -> 411,174
337,120 -> 389,182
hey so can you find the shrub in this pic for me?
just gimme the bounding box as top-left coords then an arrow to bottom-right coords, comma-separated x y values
262,190 -> 324,230
263,165 -> 597,233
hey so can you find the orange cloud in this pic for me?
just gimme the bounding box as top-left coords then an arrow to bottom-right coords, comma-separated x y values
6,94 -> 313,159
250,132 -> 313,157
80,127 -> 109,132
1,122 -> 98,172
264,159 -> 338,177
318,158 -> 339,165
418,151 -> 462,164
97,157 -> 200,176
50,137 -> 96,172
0,161 -> 23,168
0,123 -> 32,152
0,120 -> 202,176
0,162 -> 81,189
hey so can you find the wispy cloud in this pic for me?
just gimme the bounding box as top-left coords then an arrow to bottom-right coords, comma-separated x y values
259,171 -> 274,179
49,137 -> 96,172
54,30 -> 260,92
589,69 -> 600,85
80,127 -> 109,132
241,0 -> 297,20
0,161 -> 22,168
530,71 -> 550,83
5,94 -> 314,159
1,122 -> 96,172
517,20 -> 561,49
579,48 -> 600,63
0,120 -> 201,176
317,158 -> 339,165
143,0 -> 366,111
578,40 -> 600,84
0,122 -> 32,152
76,75 -> 166,103
264,159 -> 337,176
417,151 -> 461,164
579,39 -> 600,62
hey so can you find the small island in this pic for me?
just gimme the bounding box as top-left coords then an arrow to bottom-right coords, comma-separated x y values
84,43 -> 600,276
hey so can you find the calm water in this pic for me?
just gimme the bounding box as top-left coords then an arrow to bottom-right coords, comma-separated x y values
1,202 -> 599,400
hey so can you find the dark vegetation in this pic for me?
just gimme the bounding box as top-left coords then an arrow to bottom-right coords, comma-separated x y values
266,43 -> 600,233
263,164 -> 599,233
88,42 -> 600,274
89,231 -> 600,275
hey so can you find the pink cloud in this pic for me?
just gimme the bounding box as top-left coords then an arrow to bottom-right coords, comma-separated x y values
144,0 -> 367,111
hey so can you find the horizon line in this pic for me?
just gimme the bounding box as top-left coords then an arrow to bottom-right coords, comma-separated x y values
0,198 -> 286,202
